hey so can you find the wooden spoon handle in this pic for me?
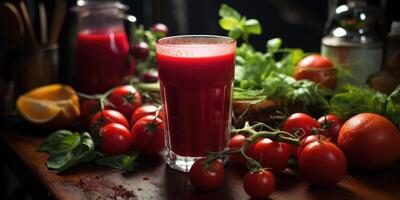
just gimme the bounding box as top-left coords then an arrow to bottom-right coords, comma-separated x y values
38,1 -> 47,44
19,0 -> 38,47
49,0 -> 66,44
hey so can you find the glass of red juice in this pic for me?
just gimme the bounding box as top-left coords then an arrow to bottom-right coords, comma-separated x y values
156,35 -> 236,172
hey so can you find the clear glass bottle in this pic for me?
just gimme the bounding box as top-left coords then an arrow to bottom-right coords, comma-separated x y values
321,0 -> 384,85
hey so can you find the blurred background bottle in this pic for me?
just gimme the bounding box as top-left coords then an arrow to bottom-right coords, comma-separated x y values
321,0 -> 385,86
369,21 -> 400,94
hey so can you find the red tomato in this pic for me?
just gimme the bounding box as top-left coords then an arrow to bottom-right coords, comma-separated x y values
100,123 -> 132,156
108,85 -> 142,119
299,141 -> 347,186
318,115 -> 343,143
80,99 -> 100,123
189,158 -> 224,191
131,115 -> 164,155
151,23 -> 169,37
294,54 -> 337,89
131,41 -> 149,60
228,134 -> 247,164
141,70 -> 159,83
243,170 -> 275,199
297,134 -> 328,159
90,109 -> 129,129
130,104 -> 161,126
282,113 -> 320,138
252,138 -> 291,172
282,113 -> 321,157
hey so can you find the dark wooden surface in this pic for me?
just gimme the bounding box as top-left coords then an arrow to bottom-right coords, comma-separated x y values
1,117 -> 400,200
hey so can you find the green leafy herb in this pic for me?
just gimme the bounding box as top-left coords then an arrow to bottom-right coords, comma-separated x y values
329,85 -> 400,127
39,131 -> 96,173
95,151 -> 139,171
218,4 -> 328,112
219,4 -> 261,42
37,129 -> 80,153
37,130 -> 140,173
132,24 -> 159,77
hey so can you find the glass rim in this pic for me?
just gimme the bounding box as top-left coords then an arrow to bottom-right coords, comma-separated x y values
156,35 -> 236,47
71,1 -> 128,12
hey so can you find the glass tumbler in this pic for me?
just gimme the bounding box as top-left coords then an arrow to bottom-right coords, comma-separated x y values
156,35 -> 236,172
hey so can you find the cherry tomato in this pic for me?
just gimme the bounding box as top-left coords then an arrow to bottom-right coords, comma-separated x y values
131,41 -> 150,60
294,54 -> 337,89
131,115 -> 164,155
80,99 -> 100,123
189,158 -> 224,191
299,140 -> 347,186
297,134 -> 328,159
243,170 -> 275,199
130,104 -> 161,126
151,23 -> 169,37
100,123 -> 132,156
282,113 -> 320,157
108,85 -> 142,119
318,115 -> 343,143
252,138 -> 291,172
90,109 -> 129,129
227,134 -> 259,165
141,70 -> 159,83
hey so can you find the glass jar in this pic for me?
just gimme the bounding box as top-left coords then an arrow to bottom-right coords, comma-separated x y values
321,0 -> 384,85
72,0 -> 135,94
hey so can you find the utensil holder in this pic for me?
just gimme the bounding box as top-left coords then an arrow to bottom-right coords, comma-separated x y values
12,44 -> 59,97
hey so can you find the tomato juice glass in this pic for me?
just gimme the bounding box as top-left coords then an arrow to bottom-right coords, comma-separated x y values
156,35 -> 236,172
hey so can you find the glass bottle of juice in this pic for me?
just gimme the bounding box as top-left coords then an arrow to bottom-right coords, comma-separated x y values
72,0 -> 135,94
321,0 -> 385,85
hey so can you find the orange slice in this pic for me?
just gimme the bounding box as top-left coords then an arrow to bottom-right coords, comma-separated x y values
16,84 -> 80,128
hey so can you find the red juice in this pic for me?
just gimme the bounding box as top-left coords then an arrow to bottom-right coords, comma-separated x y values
76,30 -> 133,94
157,38 -> 235,158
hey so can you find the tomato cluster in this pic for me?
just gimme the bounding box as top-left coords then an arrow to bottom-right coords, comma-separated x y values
80,85 -> 164,156
189,112 -> 347,198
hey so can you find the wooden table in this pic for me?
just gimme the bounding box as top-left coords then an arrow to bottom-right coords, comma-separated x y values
1,117 -> 400,200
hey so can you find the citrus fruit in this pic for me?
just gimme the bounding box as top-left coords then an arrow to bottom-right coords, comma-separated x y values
338,113 -> 400,171
16,84 -> 80,128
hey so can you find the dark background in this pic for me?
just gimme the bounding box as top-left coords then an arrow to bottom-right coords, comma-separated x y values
1,0 -> 400,85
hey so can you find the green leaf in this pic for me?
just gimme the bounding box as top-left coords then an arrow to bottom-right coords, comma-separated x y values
228,27 -> 242,39
267,38 -> 282,53
219,17 -> 239,31
46,132 -> 97,173
95,151 -> 139,171
37,130 -> 79,153
219,4 -> 241,20
386,85 -> 400,127
244,19 -> 262,35
49,133 -> 81,156
329,85 -> 388,121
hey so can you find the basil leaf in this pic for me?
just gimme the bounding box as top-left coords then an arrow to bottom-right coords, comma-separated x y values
95,151 -> 139,171
49,133 -> 81,156
46,132 -> 97,173
267,38 -> 282,53
244,19 -> 262,35
228,27 -> 242,39
219,4 -> 241,20
219,17 -> 239,31
37,130 -> 79,153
